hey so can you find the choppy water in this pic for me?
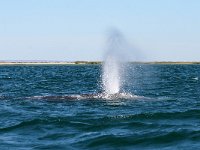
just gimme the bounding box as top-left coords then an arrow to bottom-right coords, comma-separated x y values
0,64 -> 200,149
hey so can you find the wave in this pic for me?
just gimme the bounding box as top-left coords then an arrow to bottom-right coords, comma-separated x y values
1,110 -> 200,149
105,109 -> 200,121
2,109 -> 199,132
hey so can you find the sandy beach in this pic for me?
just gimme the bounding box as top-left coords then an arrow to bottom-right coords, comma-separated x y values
0,61 -> 102,65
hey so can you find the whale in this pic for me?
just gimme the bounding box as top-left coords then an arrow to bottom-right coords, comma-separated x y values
30,92 -> 139,101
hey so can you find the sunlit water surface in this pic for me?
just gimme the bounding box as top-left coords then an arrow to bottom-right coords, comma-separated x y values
0,64 -> 200,149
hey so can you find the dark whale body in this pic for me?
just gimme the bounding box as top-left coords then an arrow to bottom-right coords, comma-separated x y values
30,93 -> 139,101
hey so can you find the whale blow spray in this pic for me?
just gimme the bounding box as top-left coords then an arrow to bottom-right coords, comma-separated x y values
102,30 -> 129,95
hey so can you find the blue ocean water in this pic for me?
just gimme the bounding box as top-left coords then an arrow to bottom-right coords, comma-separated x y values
0,64 -> 200,149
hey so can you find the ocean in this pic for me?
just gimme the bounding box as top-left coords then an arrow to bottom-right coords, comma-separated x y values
0,64 -> 200,149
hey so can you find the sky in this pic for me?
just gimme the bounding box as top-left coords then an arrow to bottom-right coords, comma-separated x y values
0,0 -> 200,61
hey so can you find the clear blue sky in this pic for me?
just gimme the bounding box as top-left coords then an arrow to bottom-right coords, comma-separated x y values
0,0 -> 200,61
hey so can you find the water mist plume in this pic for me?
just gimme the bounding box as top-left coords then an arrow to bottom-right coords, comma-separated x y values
102,30 -> 129,95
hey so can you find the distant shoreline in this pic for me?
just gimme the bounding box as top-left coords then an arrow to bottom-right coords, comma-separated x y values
143,62 -> 200,65
0,61 -> 101,65
1,61 -> 200,65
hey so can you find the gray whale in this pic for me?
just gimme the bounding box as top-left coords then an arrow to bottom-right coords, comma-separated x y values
30,92 -> 139,101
